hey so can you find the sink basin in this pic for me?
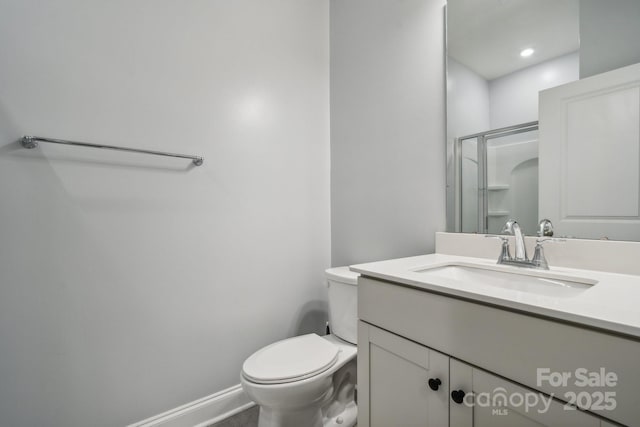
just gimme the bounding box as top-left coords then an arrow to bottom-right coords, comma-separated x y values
415,263 -> 597,298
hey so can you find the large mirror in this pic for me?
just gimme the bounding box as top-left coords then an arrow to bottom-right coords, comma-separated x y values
446,0 -> 640,240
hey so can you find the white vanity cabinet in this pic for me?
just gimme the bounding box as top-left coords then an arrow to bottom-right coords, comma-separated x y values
450,359 -> 601,427
358,323 -> 449,426
357,276 -> 640,426
359,322 -> 602,427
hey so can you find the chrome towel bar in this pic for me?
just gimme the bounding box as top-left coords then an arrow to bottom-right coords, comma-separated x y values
21,135 -> 203,166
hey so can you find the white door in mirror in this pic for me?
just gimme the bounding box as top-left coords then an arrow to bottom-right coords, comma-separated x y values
539,62 -> 640,241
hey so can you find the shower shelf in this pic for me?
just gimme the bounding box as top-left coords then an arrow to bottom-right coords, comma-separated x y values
487,184 -> 509,190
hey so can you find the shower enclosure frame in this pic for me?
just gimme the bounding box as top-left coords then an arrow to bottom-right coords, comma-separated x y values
453,121 -> 539,234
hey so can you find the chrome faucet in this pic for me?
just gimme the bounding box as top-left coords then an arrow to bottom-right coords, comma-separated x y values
488,219 -> 561,270
501,219 -> 527,261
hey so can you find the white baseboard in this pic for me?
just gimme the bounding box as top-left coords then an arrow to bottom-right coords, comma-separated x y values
128,384 -> 255,427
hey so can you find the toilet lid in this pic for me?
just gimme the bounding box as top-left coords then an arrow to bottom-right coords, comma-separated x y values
242,334 -> 339,384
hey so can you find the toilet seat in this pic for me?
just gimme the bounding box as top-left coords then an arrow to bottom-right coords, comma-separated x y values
242,334 -> 340,384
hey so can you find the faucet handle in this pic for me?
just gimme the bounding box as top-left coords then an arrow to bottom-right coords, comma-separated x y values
485,234 -> 511,263
531,244 -> 549,270
531,238 -> 565,270
485,234 -> 509,241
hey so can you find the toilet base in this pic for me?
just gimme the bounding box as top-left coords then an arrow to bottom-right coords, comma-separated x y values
258,402 -> 358,427
257,400 -> 356,427
322,400 -> 357,427
258,406 -> 324,427
250,358 -> 357,427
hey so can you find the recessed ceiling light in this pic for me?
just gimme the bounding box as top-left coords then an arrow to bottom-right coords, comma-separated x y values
520,48 -> 534,58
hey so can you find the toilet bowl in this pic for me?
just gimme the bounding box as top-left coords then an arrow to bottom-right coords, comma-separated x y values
240,267 -> 359,427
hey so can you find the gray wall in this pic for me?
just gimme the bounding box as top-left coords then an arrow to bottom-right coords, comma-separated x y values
488,52 -> 579,129
330,0 -> 447,266
446,58 -> 490,232
580,0 -> 640,78
0,1 -> 330,426
447,58 -> 491,138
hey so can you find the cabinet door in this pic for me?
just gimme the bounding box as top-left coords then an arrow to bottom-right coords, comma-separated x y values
451,360 -> 602,427
358,321 -> 449,427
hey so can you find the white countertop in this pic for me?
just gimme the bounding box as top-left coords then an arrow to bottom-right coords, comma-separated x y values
350,253 -> 640,339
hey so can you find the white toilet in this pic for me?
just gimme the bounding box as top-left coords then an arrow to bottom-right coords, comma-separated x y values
241,267 -> 359,427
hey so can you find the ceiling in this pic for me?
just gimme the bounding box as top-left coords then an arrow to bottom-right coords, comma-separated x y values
448,0 -> 580,80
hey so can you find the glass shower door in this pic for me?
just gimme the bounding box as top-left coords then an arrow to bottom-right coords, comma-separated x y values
457,122 -> 539,235
485,129 -> 539,235
459,136 -> 479,233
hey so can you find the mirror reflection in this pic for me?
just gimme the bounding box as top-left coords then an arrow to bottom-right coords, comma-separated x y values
446,0 -> 640,240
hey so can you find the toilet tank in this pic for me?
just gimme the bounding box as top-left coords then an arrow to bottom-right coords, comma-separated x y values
325,267 -> 359,344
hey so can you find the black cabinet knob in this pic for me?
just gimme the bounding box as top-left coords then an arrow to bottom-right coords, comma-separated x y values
451,390 -> 466,404
428,378 -> 442,391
